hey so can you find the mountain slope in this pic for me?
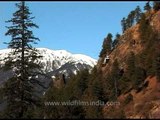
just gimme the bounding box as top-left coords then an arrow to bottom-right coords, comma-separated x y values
99,10 -> 160,119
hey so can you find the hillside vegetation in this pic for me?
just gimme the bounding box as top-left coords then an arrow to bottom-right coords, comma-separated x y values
43,2 -> 160,119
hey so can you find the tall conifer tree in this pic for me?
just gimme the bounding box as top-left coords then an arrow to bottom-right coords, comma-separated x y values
3,1 -> 44,118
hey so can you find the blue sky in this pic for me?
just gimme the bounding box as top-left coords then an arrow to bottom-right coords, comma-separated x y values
0,1 -> 146,59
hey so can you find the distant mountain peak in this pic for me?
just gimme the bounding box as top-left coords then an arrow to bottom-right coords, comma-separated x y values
0,47 -> 97,77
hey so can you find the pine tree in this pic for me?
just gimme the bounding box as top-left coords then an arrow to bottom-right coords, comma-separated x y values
76,69 -> 89,96
144,1 -> 151,12
113,33 -> 120,49
126,52 -> 135,81
92,77 -> 104,101
130,10 -> 136,25
125,52 -> 146,89
154,52 -> 160,81
139,13 -> 147,43
121,17 -> 127,33
139,12 -> 154,45
43,85 -> 61,119
124,6 -> 141,30
3,1 -> 44,118
133,67 -> 146,89
99,33 -> 113,57
126,10 -> 135,28
134,6 -> 142,23
109,59 -> 120,100
126,15 -> 132,28
153,1 -> 160,11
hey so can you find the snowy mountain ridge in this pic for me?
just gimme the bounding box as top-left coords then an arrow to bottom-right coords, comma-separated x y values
0,48 -> 97,75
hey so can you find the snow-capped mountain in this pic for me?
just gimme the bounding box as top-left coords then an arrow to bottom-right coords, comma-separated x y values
38,48 -> 96,73
0,48 -> 97,78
